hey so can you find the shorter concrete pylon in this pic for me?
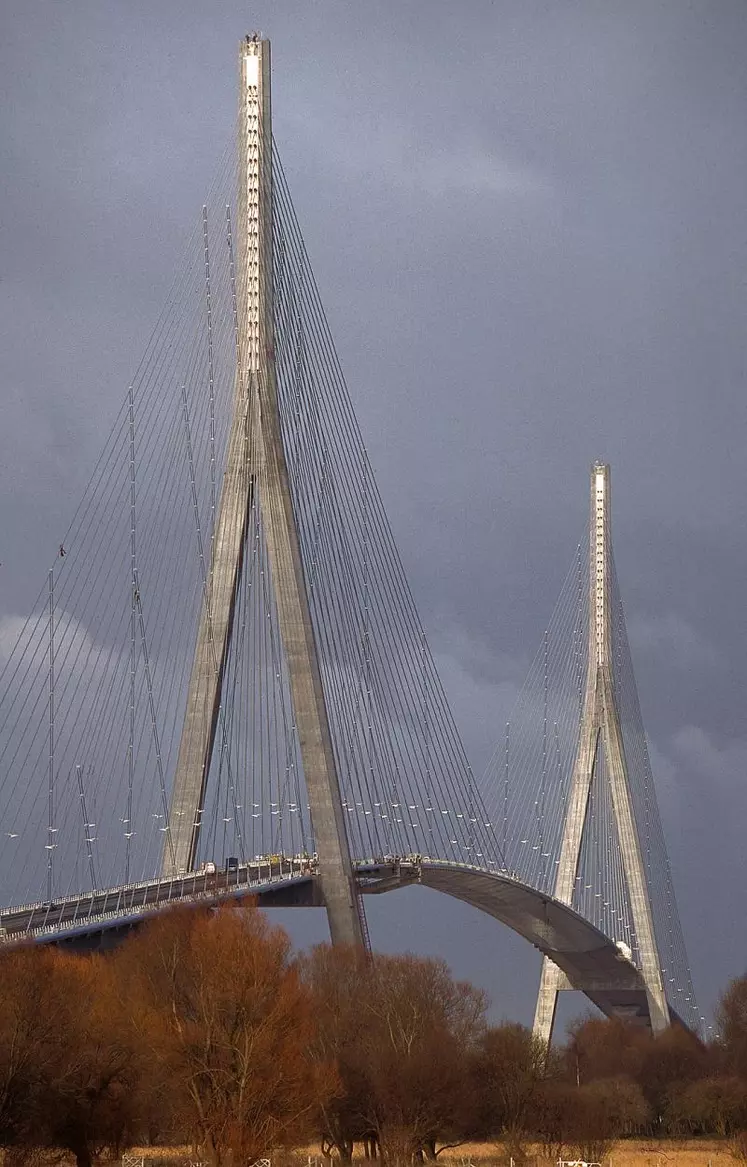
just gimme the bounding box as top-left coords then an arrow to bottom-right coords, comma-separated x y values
533,463 -> 670,1046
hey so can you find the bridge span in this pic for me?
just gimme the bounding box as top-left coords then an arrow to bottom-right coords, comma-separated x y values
0,856 -> 657,1031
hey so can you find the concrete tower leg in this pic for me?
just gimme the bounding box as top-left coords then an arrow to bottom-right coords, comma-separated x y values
161,411 -> 253,874
532,464 -> 669,1045
601,678 -> 669,1033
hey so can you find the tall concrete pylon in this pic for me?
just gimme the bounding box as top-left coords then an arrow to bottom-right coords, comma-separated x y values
162,37 -> 364,949
533,463 -> 670,1045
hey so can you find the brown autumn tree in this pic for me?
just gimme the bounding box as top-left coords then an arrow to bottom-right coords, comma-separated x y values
299,945 -> 374,1162
469,1022 -> 548,1162
635,1023 -> 709,1125
0,947 -> 66,1152
34,953 -> 140,1167
565,1015 -> 648,1086
719,974 -> 747,1079
114,904 -> 335,1167
664,1075 -> 747,1137
359,953 -> 486,1163
303,947 -> 486,1164
531,1079 -> 580,1165
565,1076 -> 650,1164
0,946 -> 139,1167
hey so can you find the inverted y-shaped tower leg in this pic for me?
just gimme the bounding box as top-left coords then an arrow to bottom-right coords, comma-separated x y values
533,463 -> 669,1045
163,37 -> 363,949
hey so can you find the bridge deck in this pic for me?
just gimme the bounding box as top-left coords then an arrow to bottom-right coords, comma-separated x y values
0,857 -> 665,1029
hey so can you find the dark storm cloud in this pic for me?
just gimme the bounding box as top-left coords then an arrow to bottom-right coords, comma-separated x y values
1,0 -> 746,1028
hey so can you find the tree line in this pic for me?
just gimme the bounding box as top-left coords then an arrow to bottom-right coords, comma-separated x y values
2,903 -> 747,1167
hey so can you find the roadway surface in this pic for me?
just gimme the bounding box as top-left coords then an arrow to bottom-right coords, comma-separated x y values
0,858 -> 312,942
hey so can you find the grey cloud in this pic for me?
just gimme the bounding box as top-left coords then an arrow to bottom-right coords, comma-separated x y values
671,725 -> 747,790
627,612 -> 723,672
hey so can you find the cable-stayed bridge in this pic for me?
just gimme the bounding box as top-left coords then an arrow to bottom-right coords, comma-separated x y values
0,37 -> 700,1043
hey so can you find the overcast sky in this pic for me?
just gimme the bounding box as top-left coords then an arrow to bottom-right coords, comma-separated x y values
1,0 -> 747,1031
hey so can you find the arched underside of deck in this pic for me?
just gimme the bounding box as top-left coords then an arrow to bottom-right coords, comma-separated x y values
357,861 -> 658,1029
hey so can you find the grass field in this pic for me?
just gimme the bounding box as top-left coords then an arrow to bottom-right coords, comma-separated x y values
433,1142 -> 737,1167
127,1143 -> 740,1167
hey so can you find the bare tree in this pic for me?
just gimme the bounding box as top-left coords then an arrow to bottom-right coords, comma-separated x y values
114,905 -> 336,1167
35,955 -> 140,1167
469,1023 -> 548,1165
720,976 -> 747,1080
664,1075 -> 747,1138
565,1015 -> 648,1086
566,1077 -> 650,1164
300,945 -> 374,1162
0,948 -> 67,1152
636,1024 -> 709,1126
303,947 -> 486,1165
0,947 -> 138,1167
531,1079 -> 578,1165
362,954 -> 486,1163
